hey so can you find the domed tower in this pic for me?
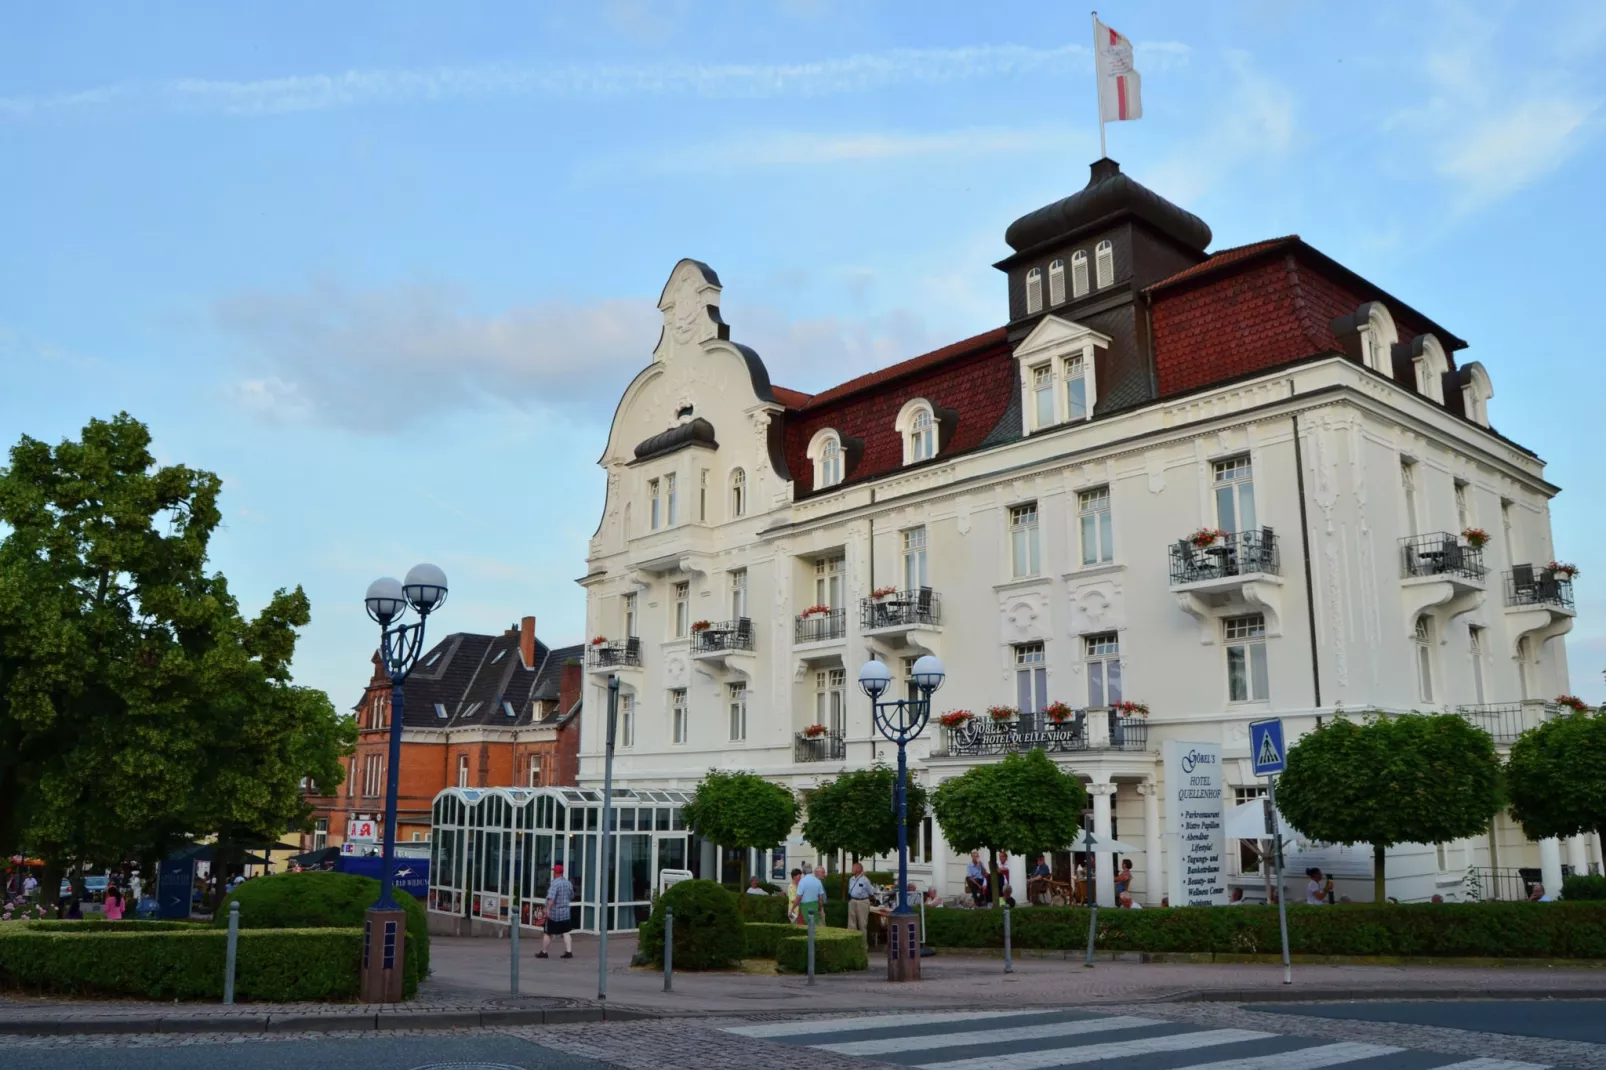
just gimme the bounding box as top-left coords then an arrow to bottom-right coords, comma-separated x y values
995,158 -> 1212,413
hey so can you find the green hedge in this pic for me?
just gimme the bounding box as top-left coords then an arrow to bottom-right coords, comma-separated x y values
23,920 -> 203,933
737,893 -> 787,923
1563,875 -> 1606,901
638,880 -> 745,969
922,903 -> 1606,958
0,927 -> 377,1001
216,871 -> 429,978
776,927 -> 868,973
743,921 -> 799,958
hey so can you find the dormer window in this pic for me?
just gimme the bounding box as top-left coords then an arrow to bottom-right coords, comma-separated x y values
1048,259 -> 1066,305
1071,251 -> 1089,298
808,429 -> 845,489
1013,317 -> 1109,436
1095,240 -> 1114,289
1032,365 -> 1055,428
729,467 -> 747,517
1412,334 -> 1449,403
1025,267 -> 1043,314
897,399 -> 938,465
1359,303 -> 1398,378
1065,354 -> 1088,420
1460,361 -> 1493,427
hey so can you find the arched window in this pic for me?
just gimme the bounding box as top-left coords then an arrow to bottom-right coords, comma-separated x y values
1460,362 -> 1493,427
729,468 -> 747,518
808,429 -> 844,489
1413,616 -> 1434,702
1359,303 -> 1398,378
1071,250 -> 1089,298
896,399 -> 938,465
1413,335 -> 1450,403
1025,267 -> 1043,314
1094,240 -> 1114,289
1048,259 -> 1066,305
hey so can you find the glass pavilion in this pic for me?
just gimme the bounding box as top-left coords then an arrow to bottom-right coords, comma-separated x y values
429,786 -> 707,933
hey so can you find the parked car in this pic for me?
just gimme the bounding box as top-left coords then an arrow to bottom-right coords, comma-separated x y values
58,876 -> 109,901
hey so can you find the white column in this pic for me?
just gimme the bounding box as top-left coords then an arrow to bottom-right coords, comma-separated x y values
1568,835 -> 1589,878
1091,781 -> 1116,907
1006,851 -> 1027,905
929,807 -> 950,898
1539,837 -> 1564,898
1140,780 -> 1161,905
1592,832 -> 1604,873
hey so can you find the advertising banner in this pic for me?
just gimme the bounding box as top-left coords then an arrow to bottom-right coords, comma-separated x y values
1162,740 -> 1227,906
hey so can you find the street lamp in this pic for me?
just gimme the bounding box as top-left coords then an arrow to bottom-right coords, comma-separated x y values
859,654 -> 943,982
360,563 -> 448,1002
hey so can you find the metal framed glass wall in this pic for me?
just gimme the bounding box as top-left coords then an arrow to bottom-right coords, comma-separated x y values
428,786 -> 699,933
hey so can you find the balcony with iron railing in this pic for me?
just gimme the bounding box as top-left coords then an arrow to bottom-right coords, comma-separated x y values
1504,565 -> 1575,611
586,637 -> 641,671
1456,700 -> 1564,746
794,729 -> 847,763
1400,533 -> 1486,583
929,708 -> 1148,758
794,608 -> 847,645
691,618 -> 755,655
860,587 -> 940,633
1170,529 -> 1281,588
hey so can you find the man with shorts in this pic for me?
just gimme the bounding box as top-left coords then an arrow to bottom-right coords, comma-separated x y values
538,862 -> 575,959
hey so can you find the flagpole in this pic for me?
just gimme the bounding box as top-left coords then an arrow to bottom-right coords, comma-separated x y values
1092,11 -> 1107,159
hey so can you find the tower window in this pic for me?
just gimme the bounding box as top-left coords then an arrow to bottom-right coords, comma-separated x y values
1071,251 -> 1089,298
1025,267 -> 1043,314
1048,259 -> 1066,305
1095,240 -> 1114,289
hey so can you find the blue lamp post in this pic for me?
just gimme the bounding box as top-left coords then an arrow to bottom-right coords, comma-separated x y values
359,564 -> 447,1001
858,654 -> 944,982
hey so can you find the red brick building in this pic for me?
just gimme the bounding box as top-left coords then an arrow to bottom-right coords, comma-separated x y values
302,616 -> 582,853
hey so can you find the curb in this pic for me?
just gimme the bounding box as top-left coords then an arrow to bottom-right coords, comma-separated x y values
0,1004 -> 660,1037
1177,986 -> 1606,1004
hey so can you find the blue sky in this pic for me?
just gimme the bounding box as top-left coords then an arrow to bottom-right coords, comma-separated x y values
3,0 -> 1604,707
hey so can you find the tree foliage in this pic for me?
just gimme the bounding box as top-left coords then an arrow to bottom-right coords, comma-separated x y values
1275,712 -> 1503,903
1507,708 -> 1606,845
931,749 -> 1087,897
681,770 -> 798,886
0,414 -> 353,901
801,764 -> 928,865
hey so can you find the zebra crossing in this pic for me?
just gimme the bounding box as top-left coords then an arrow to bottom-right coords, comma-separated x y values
721,1009 -> 1556,1070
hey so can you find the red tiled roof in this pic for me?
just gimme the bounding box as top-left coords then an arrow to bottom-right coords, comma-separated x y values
770,385 -> 813,409
798,328 -> 1010,410
1145,237 -> 1299,294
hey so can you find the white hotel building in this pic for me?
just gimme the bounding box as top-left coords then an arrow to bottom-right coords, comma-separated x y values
575,160 -> 1592,907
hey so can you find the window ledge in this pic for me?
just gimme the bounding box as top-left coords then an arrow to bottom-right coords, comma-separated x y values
994,575 -> 1053,594
1062,562 -> 1125,581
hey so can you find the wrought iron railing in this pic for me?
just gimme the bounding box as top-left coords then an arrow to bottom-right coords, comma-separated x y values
586,637 -> 641,669
1471,866 -> 1538,902
1109,714 -> 1149,752
931,708 -> 1148,756
860,588 -> 941,630
1455,702 -> 1525,745
1399,533 -> 1485,581
794,730 -> 846,763
794,609 -> 846,644
691,618 -> 755,654
1169,529 -> 1280,586
1504,567 -> 1574,610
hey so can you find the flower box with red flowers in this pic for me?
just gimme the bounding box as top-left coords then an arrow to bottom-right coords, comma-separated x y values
1042,701 -> 1075,723
939,710 -> 974,729
871,586 -> 899,600
799,604 -> 831,618
591,636 -> 607,646
986,705 -> 1018,723
691,620 -> 711,632
1556,694 -> 1592,713
1547,561 -> 1580,579
802,723 -> 829,738
1461,527 -> 1491,549
1189,528 -> 1227,549
1111,700 -> 1150,718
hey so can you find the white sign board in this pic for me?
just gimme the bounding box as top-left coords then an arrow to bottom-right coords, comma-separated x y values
346,819 -> 378,842
1162,740 -> 1227,906
658,867 -> 694,894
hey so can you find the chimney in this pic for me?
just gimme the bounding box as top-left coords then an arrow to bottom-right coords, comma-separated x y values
559,659 -> 582,719
520,615 -> 537,669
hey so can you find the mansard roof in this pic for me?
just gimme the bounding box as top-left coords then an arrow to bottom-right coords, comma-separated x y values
367,629 -> 581,730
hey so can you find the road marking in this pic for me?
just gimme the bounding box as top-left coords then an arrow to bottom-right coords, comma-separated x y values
1163,1042 -> 1405,1070
1426,1061 -> 1551,1070
722,1009 -> 1049,1039
916,1028 -> 1276,1069
816,1015 -> 1162,1056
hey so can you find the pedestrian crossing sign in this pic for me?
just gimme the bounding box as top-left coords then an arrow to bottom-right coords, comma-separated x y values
1249,718 -> 1285,776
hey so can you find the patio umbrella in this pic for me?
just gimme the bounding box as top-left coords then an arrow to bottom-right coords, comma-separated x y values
1223,797 -> 1302,844
1076,831 -> 1143,853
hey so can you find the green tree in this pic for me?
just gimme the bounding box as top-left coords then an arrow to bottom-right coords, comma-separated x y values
930,749 -> 1087,900
681,770 -> 799,887
1275,712 -> 1503,903
0,414 -> 352,908
1506,707 -> 1606,849
802,764 -> 928,893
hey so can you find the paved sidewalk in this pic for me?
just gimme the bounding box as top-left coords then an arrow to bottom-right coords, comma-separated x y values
3,932 -> 1604,1036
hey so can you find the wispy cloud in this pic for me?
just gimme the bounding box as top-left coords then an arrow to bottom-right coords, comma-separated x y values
651,125 -> 1076,171
1,44 -> 1090,121
1146,51 -> 1298,207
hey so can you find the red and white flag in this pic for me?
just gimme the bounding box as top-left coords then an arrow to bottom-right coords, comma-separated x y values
1095,18 -> 1142,122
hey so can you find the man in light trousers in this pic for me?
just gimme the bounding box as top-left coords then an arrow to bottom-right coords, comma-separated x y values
846,862 -> 874,932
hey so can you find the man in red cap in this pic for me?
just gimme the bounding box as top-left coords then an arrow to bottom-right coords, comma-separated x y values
538,862 -> 575,959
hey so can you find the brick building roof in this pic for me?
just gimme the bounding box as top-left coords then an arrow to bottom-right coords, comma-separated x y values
366,628 -> 582,730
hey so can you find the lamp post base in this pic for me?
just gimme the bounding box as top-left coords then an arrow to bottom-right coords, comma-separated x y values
360,907 -> 408,1003
885,909 -> 921,982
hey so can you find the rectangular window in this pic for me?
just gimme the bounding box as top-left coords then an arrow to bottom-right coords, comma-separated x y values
671,688 -> 688,744
1414,617 -> 1434,702
814,556 -> 844,608
1015,643 -> 1047,714
313,819 -> 328,851
649,478 -> 661,530
1085,633 -> 1122,707
1454,480 -> 1470,531
902,655 -> 921,705
728,683 -> 747,742
623,592 -> 638,638
730,568 -> 748,620
527,754 -> 542,787
1401,461 -> 1419,536
699,469 -> 708,522
902,526 -> 928,591
1009,502 -> 1041,578
1468,626 -> 1486,705
1033,365 -> 1055,429
1225,614 -> 1269,703
619,693 -> 635,749
1078,487 -> 1113,565
1065,354 -> 1088,421
815,669 -> 846,735
1214,456 -> 1257,534
457,754 -> 469,789
665,472 -> 678,526
673,582 -> 689,638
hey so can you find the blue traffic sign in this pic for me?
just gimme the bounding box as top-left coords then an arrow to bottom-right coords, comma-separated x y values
1249,718 -> 1286,777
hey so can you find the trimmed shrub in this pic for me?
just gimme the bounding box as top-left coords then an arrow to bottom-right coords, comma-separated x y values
23,920 -> 202,933
216,871 -> 429,978
737,893 -> 789,923
743,921 -> 799,958
637,879 -> 745,969
0,927 -> 369,1001
1563,875 -> 1606,901
921,902 -> 1606,958
776,927 -> 868,973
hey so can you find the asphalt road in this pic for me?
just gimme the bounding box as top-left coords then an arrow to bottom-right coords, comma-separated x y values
1254,1000 -> 1606,1045
0,1033 -> 614,1070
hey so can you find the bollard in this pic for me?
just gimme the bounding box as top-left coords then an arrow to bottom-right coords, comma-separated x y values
806,910 -> 816,986
223,902 -> 239,1005
1003,905 -> 1013,974
510,906 -> 520,995
663,908 -> 673,992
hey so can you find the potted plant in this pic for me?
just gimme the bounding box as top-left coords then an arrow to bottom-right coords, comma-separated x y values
871,586 -> 899,600
591,636 -> 607,646
1461,527 -> 1490,549
1042,701 -> 1075,724
1189,527 -> 1227,549
1547,561 -> 1580,579
1112,700 -> 1150,718
986,704 -> 1018,723
691,620 -> 711,632
939,710 -> 974,729
1556,695 -> 1593,713
799,604 -> 830,618
802,723 -> 829,738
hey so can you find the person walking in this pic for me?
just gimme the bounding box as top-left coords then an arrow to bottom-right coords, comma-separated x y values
786,868 -> 803,924
537,862 -> 575,959
797,865 -> 826,927
1305,867 -> 1328,904
845,862 -> 873,932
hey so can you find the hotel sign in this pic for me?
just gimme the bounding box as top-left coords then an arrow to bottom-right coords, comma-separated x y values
1162,740 -> 1227,906
943,719 -> 1087,756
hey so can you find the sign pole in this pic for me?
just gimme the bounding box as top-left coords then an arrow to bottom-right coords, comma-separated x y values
598,675 -> 619,1003
1267,774 -> 1292,985
1250,718 -> 1292,986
